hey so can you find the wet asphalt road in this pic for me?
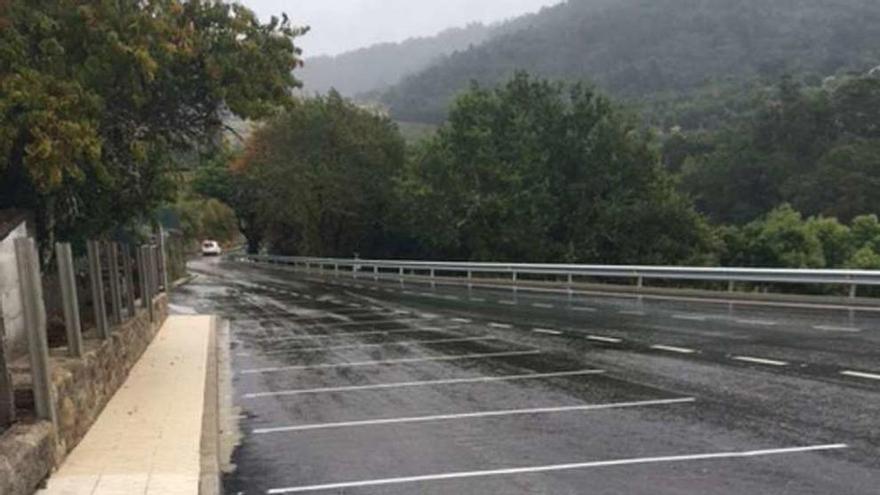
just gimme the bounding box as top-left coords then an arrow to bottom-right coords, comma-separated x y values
173,258 -> 880,494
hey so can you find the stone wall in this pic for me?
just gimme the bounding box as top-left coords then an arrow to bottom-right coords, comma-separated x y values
0,294 -> 168,495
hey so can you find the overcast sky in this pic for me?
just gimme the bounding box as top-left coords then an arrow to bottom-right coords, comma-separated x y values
240,0 -> 563,57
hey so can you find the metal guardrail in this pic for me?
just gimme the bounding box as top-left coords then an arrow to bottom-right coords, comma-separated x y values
231,254 -> 880,299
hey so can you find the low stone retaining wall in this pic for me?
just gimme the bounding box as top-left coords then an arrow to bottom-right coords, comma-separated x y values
0,294 -> 168,495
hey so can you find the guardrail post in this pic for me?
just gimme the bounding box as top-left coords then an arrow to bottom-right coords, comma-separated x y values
87,240 -> 110,339
512,270 -> 518,298
636,276 -> 644,290
56,242 -> 84,357
399,267 -> 405,287
373,265 -> 379,282
121,245 -> 136,318
334,263 -> 340,278
107,242 -> 122,325
430,269 -> 436,289
849,284 -> 857,299
15,238 -> 58,426
728,280 -> 735,293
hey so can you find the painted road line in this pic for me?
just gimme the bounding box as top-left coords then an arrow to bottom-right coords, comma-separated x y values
259,336 -> 495,355
733,356 -> 789,367
533,328 -> 563,336
451,318 -> 472,324
267,444 -> 848,493
489,322 -> 513,329
813,325 -> 861,333
244,369 -> 606,399
292,318 -> 420,328
651,345 -> 697,355
266,327 -> 454,343
532,303 -> 555,309
735,319 -> 778,326
588,335 -> 623,344
240,350 -> 542,375
443,295 -> 461,301
470,297 -> 487,302
841,370 -> 880,381
572,306 -> 597,312
499,300 -> 517,306
254,397 -> 696,434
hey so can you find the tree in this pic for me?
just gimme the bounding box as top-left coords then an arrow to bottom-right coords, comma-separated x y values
229,92 -> 406,256
0,0 -> 306,254
397,73 -> 715,264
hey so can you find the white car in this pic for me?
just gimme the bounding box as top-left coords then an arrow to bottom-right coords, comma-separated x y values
201,240 -> 222,256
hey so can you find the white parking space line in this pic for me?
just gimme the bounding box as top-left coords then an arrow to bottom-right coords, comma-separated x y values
532,303 -> 555,309
489,322 -> 513,329
267,444 -> 848,493
572,306 -> 597,312
244,369 -> 606,399
735,319 -> 778,326
651,345 -> 697,355
254,398 -> 696,434
259,336 -> 496,354
813,325 -> 861,333
532,328 -> 563,336
240,350 -> 542,375
841,370 -> 880,381
588,335 -> 623,344
733,356 -> 789,367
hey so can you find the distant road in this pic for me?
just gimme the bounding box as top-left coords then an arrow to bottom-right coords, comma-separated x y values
176,258 -> 880,494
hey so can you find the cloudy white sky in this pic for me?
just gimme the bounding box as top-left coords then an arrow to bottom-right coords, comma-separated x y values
240,0 -> 563,57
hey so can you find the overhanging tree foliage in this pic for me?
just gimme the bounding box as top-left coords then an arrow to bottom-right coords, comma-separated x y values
0,0 -> 306,253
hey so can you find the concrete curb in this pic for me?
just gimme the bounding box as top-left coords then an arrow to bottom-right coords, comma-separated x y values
199,316 -> 221,495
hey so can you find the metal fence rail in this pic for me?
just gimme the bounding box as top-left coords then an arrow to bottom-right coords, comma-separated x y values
232,254 -> 880,299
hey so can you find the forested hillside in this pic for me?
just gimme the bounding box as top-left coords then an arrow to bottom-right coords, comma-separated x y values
298,23 -> 493,97
382,0 -> 880,125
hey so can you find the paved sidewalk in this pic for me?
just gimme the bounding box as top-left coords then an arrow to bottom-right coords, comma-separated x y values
40,316 -> 214,495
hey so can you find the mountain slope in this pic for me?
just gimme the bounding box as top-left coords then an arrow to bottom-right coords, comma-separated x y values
297,23 -> 493,97
381,0 -> 880,124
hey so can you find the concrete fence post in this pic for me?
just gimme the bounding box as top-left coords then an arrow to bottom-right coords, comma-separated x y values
158,228 -> 169,292
136,246 -> 150,310
56,242 -> 84,357
87,240 -> 110,339
107,241 -> 123,325
121,245 -> 136,318
14,238 -> 58,426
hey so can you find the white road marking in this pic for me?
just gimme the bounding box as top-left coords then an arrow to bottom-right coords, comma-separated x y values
240,350 -> 542,374
451,318 -> 472,324
470,297 -> 487,302
245,369 -> 605,399
266,444 -> 848,493
533,328 -> 563,336
588,335 -> 623,344
254,398 -> 695,434
260,336 -> 495,354
651,345 -> 697,354
268,330 -> 390,341
813,325 -> 861,333
572,306 -> 597,312
499,300 -> 517,306
733,356 -> 789,367
735,319 -> 778,326
841,370 -> 880,381
532,303 -> 554,309
443,295 -> 461,300
489,322 -> 513,329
